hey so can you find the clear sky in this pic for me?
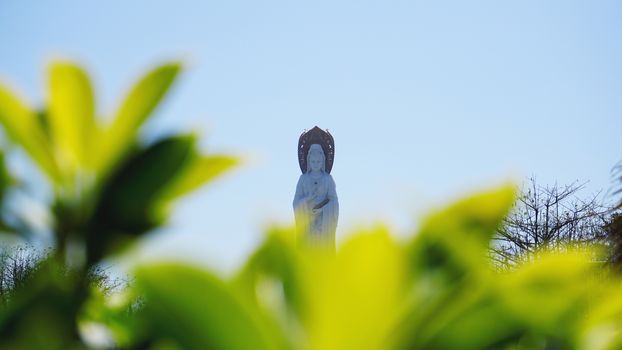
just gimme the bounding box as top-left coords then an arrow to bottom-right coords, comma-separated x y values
1,0 -> 621,273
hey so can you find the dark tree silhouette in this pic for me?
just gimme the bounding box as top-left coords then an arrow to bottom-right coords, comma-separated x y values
0,246 -> 43,305
613,161 -> 622,208
606,213 -> 622,268
0,245 -> 126,306
606,161 -> 622,270
491,177 -> 615,267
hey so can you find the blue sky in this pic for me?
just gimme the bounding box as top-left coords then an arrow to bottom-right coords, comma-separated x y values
1,0 -> 621,272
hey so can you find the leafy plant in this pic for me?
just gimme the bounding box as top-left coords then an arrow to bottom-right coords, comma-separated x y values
0,61 -> 237,349
130,186 -> 622,350
1,61 -> 621,350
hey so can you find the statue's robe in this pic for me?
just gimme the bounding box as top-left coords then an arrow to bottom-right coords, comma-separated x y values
293,172 -> 339,249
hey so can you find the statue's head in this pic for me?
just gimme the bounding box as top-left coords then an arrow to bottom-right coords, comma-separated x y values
306,144 -> 325,173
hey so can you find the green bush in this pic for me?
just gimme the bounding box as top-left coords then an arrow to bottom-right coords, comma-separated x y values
0,62 -> 621,350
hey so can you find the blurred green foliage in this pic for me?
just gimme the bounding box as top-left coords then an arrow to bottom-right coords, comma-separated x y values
0,60 -> 237,349
0,62 -> 621,349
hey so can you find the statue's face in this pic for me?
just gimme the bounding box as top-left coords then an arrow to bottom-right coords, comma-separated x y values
309,153 -> 323,172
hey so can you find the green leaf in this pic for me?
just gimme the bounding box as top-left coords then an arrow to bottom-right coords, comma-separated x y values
408,184 -> 516,279
97,135 -> 195,228
96,63 -> 182,174
302,227 -> 408,350
396,185 -> 516,349
86,135 -> 196,263
159,154 -> 239,202
420,184 -> 517,242
418,294 -> 524,350
0,84 -> 60,182
497,251 -> 594,332
0,150 -> 16,233
579,281 -> 622,350
0,151 -> 9,201
48,61 -> 96,170
234,226 -> 306,321
135,263 -> 288,350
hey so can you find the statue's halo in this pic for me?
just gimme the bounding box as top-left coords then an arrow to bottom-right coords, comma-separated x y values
297,126 -> 335,174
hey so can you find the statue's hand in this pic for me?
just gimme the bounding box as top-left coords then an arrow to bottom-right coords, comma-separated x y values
312,207 -> 323,215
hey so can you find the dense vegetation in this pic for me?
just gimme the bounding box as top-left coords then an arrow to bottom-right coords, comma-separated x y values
0,62 -> 621,349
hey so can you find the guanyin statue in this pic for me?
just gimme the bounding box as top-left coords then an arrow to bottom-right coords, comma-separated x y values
293,127 -> 339,249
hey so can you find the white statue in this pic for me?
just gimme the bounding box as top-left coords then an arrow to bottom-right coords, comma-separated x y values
293,134 -> 339,249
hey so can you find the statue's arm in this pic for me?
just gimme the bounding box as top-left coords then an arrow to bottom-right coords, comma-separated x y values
326,175 -> 339,225
328,175 -> 338,204
293,175 -> 305,208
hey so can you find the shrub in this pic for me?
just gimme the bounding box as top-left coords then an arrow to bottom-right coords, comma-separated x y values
1,62 -> 621,350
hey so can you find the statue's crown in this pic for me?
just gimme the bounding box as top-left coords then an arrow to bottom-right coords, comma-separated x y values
298,126 -> 335,174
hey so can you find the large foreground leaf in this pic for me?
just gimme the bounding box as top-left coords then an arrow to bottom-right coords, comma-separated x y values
0,84 -> 59,182
159,154 -> 239,203
96,63 -> 181,175
234,226 -> 306,323
86,135 -> 196,263
48,61 -> 96,171
303,227 -> 408,350
135,263 -> 287,350
396,185 -> 517,349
